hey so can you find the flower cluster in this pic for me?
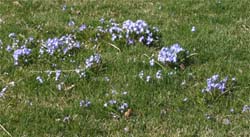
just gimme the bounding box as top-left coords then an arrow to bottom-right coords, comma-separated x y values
85,53 -> 101,68
242,105 -> 250,113
158,43 -> 184,64
202,75 -> 236,93
96,19 -> 160,46
40,34 -> 80,56
103,90 -> 129,113
13,46 -> 32,65
138,69 -> 163,82
80,100 -> 91,107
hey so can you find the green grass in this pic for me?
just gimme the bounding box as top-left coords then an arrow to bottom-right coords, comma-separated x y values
1,0 -> 250,136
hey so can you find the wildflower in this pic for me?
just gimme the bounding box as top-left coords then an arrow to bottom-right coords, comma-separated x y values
36,76 -> 43,84
191,26 -> 196,32
41,34 -> 80,56
109,99 -> 117,105
139,71 -> 144,79
111,90 -> 117,95
119,103 -> 129,113
127,38 -> 134,45
13,47 -> 32,65
0,86 -> 8,98
63,116 -> 70,122
104,76 -> 110,82
149,58 -> 155,66
156,70 -> 162,79
79,24 -> 87,31
122,91 -> 128,95
85,53 -> 101,68
146,75 -> 151,82
55,70 -> 61,81
6,45 -> 12,52
80,71 -> 86,78
202,75 -> 229,93
100,18 -> 105,24
230,108 -> 234,113
57,83 -> 62,91
242,105 -> 250,113
68,20 -> 75,26
158,44 -> 184,64
80,100 -> 91,107
104,103 -> 108,107
124,127 -> 129,132
8,33 -> 16,38
62,5 -> 67,11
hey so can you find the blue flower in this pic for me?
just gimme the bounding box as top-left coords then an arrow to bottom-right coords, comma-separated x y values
68,20 -> 75,26
79,24 -> 87,31
85,53 -> 101,68
202,75 -> 229,93
156,70 -> 162,79
80,100 -> 91,107
242,105 -> 250,113
149,58 -> 155,66
13,47 -> 32,65
100,18 -> 105,24
158,43 -> 184,64
55,70 -> 61,81
41,34 -> 80,56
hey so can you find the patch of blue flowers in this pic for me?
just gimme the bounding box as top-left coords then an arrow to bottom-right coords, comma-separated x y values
158,43 -> 184,64
95,19 -> 160,46
202,75 -> 236,94
40,34 -> 80,56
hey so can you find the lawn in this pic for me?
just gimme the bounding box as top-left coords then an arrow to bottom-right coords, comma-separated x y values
1,0 -> 250,136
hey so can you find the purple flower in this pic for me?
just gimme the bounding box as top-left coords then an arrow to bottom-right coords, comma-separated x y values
202,75 -> 229,93
13,47 -> 32,65
158,43 -> 184,64
80,100 -> 91,107
85,53 -> 101,68
68,20 -> 75,26
156,70 -> 162,79
108,99 -> 117,105
6,45 -> 13,52
79,24 -> 87,31
100,18 -> 105,24
55,70 -> 61,81
242,105 -> 250,113
118,103 -> 129,113
41,34 -> 80,56
149,58 -> 155,66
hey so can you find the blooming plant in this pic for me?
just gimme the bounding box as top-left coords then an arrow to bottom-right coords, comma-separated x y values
202,75 -> 236,101
158,43 -> 191,69
92,18 -> 161,47
6,34 -> 35,65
